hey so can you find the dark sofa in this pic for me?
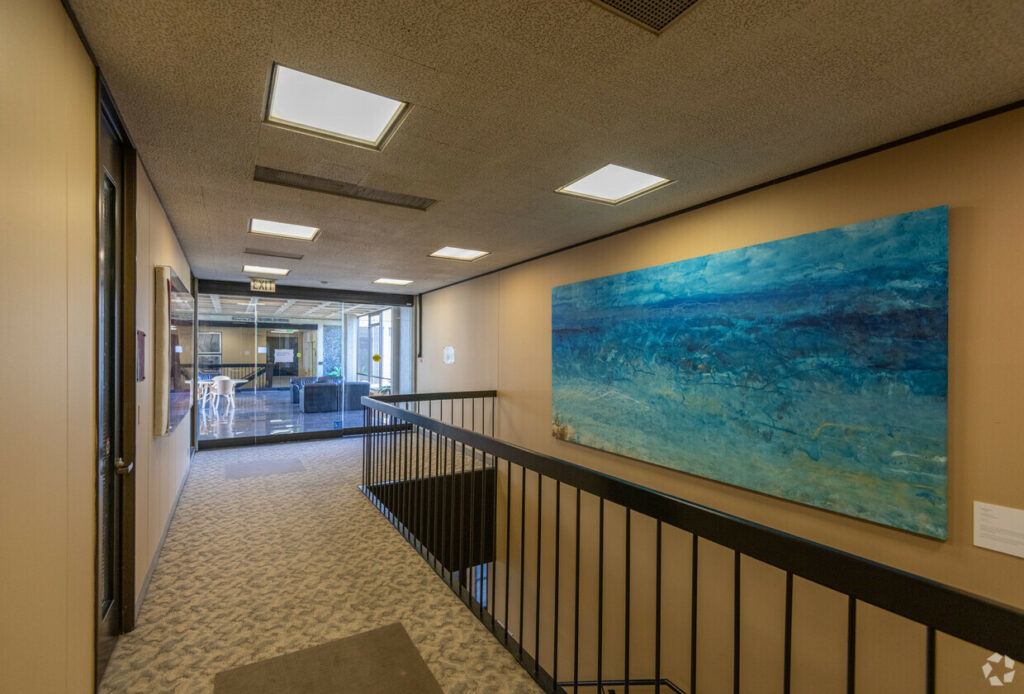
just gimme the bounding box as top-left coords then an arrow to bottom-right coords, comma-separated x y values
343,381 -> 370,411
300,380 -> 342,413
292,376 -> 371,413
290,376 -> 342,404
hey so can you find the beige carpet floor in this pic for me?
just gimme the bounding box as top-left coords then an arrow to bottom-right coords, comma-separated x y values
99,438 -> 543,694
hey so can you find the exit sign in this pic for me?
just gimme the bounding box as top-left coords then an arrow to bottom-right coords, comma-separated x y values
250,277 -> 276,293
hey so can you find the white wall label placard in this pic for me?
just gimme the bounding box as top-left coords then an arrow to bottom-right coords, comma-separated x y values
274,348 -> 294,363
974,501 -> 1024,559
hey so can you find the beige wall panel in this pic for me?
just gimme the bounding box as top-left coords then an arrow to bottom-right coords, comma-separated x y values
0,1 -> 96,691
936,634 -> 1005,694
418,109 -> 1024,683
135,163 -> 193,609
64,14 -> 100,689
855,602 -> 927,694
418,273 -> 499,393
790,578 -> 847,694
695,539 -> 736,694
134,169 -> 152,594
218,324 -> 258,364
738,557 -> 786,694
659,525 -> 694,688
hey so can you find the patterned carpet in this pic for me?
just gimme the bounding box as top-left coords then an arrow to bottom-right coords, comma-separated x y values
100,438 -> 543,693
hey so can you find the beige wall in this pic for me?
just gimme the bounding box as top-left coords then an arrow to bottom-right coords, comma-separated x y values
418,273 -> 500,392
420,109 -> 1024,692
134,164 -> 193,608
0,1 -> 98,691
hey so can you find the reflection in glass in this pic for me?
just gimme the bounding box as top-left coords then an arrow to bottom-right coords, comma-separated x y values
197,294 -> 412,443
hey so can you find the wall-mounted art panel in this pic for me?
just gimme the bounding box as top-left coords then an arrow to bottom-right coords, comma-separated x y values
552,207 -> 948,538
154,266 -> 194,436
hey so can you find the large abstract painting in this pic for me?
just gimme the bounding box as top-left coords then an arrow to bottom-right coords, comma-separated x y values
552,207 -> 948,538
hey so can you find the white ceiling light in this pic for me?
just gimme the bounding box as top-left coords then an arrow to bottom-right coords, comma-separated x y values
556,164 -> 672,204
373,278 -> 414,286
243,264 -> 290,276
266,64 -> 408,149
249,218 -> 320,241
429,247 -> 490,261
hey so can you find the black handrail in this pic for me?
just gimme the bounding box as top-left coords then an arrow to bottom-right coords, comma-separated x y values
371,389 -> 497,404
361,394 -> 1024,664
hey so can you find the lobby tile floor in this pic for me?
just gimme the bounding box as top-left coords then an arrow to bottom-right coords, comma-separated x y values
198,389 -> 366,441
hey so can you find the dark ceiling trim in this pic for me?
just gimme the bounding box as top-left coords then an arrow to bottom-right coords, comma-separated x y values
196,279 -> 415,307
422,98 -> 1024,296
254,165 -> 437,211
198,320 -> 320,330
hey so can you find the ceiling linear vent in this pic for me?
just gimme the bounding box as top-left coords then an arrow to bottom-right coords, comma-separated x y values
244,247 -> 304,261
253,166 -> 437,212
588,0 -> 700,34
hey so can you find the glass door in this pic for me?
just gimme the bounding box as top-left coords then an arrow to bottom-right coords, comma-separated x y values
196,290 -> 414,447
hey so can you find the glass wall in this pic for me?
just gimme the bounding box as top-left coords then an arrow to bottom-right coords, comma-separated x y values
195,292 -> 413,444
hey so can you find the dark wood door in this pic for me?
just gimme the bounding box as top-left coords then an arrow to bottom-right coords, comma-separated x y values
97,100 -> 129,685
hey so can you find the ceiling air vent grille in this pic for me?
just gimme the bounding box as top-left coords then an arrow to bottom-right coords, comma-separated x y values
590,0 -> 699,33
254,166 -> 436,211
244,248 -> 304,261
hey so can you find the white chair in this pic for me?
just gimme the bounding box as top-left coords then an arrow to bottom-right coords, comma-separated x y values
210,376 -> 236,412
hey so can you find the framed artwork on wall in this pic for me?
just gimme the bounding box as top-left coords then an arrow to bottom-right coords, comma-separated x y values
552,206 -> 949,538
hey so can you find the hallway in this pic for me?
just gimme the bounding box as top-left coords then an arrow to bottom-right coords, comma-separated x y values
100,438 -> 541,693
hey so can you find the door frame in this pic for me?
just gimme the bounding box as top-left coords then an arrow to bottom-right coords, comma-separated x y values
95,80 -> 138,689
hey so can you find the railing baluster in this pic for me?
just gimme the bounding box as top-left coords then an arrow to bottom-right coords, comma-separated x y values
691,537 -> 699,694
504,458 -> 512,647
478,447 -> 487,617
926,627 -> 936,694
519,463 -> 526,662
734,551 -> 741,694
847,596 -> 856,694
553,480 -> 561,691
449,433 -> 457,589
625,509 -> 631,694
459,438 -> 468,600
783,571 -> 793,694
403,409 -> 409,530
468,437 -> 477,611
489,451 -> 497,624
597,498 -> 604,691
573,488 -> 581,694
655,520 -> 662,694
432,429 -> 439,572
360,393 -> 1024,694
534,472 -> 543,677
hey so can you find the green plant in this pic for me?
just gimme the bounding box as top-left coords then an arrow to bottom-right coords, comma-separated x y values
326,366 -> 344,377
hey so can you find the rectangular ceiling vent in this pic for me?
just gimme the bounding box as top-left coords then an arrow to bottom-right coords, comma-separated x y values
254,166 -> 437,211
244,247 -> 304,261
589,0 -> 700,33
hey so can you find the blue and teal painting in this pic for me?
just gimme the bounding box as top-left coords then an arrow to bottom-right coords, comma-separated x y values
552,207 -> 948,538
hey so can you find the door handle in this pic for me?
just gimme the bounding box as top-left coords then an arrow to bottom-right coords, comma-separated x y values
115,457 -> 135,475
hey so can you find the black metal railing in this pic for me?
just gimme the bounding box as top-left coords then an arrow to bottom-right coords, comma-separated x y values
361,392 -> 1024,694
196,362 -> 271,389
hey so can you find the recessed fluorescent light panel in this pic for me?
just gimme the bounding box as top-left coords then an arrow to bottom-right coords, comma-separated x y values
266,64 -> 408,149
429,247 -> 490,261
556,164 -> 671,204
249,218 -> 320,241
373,278 -> 413,286
243,264 -> 290,276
